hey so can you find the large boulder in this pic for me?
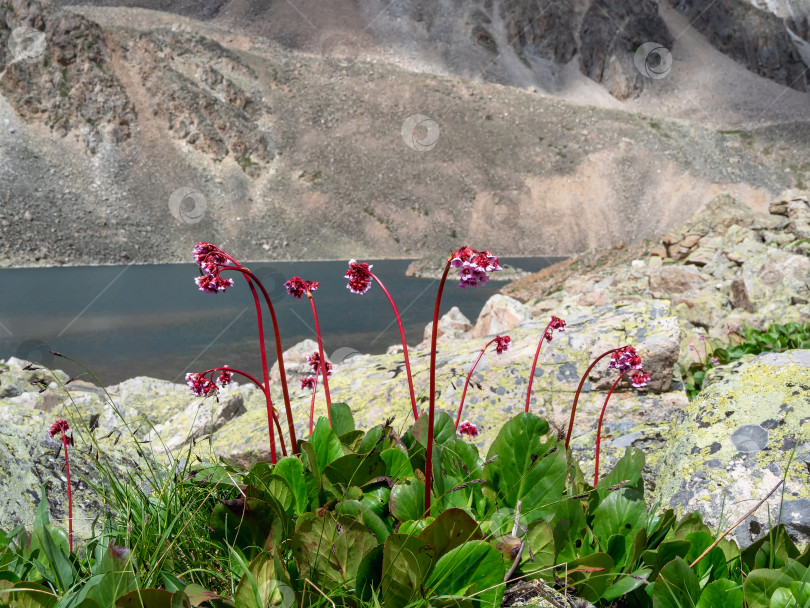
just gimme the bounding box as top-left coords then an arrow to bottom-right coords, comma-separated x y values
652,351 -> 810,547
473,295 -> 532,338
270,339 -> 321,386
422,306 -> 474,344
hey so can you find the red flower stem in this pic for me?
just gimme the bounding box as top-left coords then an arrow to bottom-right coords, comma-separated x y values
62,436 -> 73,553
203,366 -> 286,457
565,347 -> 621,450
454,338 -> 497,430
309,370 -> 320,435
246,279 -> 278,463
306,291 -> 331,422
525,319 -> 556,413
593,372 -> 626,486
371,273 -> 418,421
424,256 -> 453,516
219,265 -> 297,454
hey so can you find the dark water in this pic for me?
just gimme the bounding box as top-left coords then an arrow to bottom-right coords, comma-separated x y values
0,258 -> 562,385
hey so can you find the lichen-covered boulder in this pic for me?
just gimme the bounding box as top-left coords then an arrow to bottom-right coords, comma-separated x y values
473,294 -> 532,338
421,306 -> 474,344
651,350 -> 810,548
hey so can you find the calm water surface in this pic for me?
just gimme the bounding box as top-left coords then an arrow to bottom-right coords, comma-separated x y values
0,258 -> 562,384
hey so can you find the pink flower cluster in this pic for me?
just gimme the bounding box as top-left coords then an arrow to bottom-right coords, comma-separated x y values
630,370 -> 651,388
186,368 -> 232,397
285,277 -> 319,299
450,246 -> 502,288
307,352 -> 332,378
544,316 -> 566,342
494,335 -> 511,353
458,420 -> 479,438
193,242 -> 235,294
608,346 -> 643,373
49,418 -> 73,446
300,376 -> 316,390
345,260 -> 374,294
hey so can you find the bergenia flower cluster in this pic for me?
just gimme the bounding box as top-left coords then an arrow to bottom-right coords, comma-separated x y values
544,316 -> 566,342
608,345 -> 643,373
285,277 -> 319,299
186,369 -> 232,397
193,242 -> 235,294
300,376 -> 316,390
307,352 -> 332,378
630,370 -> 651,388
345,260 -> 374,294
494,335 -> 511,353
458,420 -> 479,439
49,418 -> 72,445
450,246 -> 502,288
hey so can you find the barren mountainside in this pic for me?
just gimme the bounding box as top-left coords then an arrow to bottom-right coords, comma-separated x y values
0,0 -> 808,266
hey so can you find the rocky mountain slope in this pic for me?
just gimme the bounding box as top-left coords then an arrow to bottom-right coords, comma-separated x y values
0,0 -> 808,266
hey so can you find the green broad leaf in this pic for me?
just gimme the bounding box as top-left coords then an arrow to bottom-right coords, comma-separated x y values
361,485 -> 391,517
552,496 -> 588,562
653,557 -> 700,608
234,552 -> 293,608
745,569 -> 795,608
418,509 -> 482,559
245,465 -> 295,514
328,402 -> 355,436
564,552 -> 615,604
34,485 -> 50,531
596,448 -> 646,499
398,519 -> 432,536
272,457 -> 309,516
790,581 -> 810,607
606,534 -> 629,571
519,521 -> 555,576
648,509 -> 676,549
182,584 -> 233,608
7,581 -> 57,608
310,417 -> 344,471
291,512 -> 377,595
86,544 -> 138,606
338,430 -> 365,451
592,488 -> 646,560
642,540 -> 691,579
209,498 -> 280,561
769,588 -> 797,608
603,568 -> 651,603
381,449 -> 413,479
483,413 -> 566,523
334,499 -> 390,543
425,541 -> 505,607
355,545 -> 384,602
114,589 -> 175,608
357,425 -> 386,455
685,531 -> 727,584
382,534 -> 434,607
390,478 -> 426,521
33,525 -> 75,593
413,411 -> 457,448
437,439 -> 486,516
695,578 -> 744,608
159,572 -> 185,593
321,452 -> 386,490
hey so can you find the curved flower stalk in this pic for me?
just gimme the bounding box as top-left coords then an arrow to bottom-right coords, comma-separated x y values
186,366 -> 287,457
192,243 -> 297,461
525,316 -> 566,413
424,247 -> 502,513
49,419 -> 73,552
345,260 -> 419,421
593,351 -> 650,485
454,335 -> 510,430
564,344 -> 637,450
285,277 -> 332,423
301,352 -> 333,434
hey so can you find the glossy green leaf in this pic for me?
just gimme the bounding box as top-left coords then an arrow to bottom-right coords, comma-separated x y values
745,569 -> 795,608
7,582 -> 57,608
233,552 -> 293,608
328,402 -> 355,436
382,534 -> 434,607
334,499 -> 390,543
390,478 -> 426,521
114,589 -> 175,608
322,452 -> 386,489
418,509 -> 482,559
381,448 -> 413,479
642,540 -> 691,579
413,411 -> 456,448
520,521 -> 555,576
310,417 -> 344,471
272,457 -> 309,516
355,545 -> 384,602
596,447 -> 645,499
695,578 -> 744,608
592,488 -> 646,564
652,557 -> 700,608
564,552 -> 615,604
425,541 -> 505,607
603,568 -> 651,602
